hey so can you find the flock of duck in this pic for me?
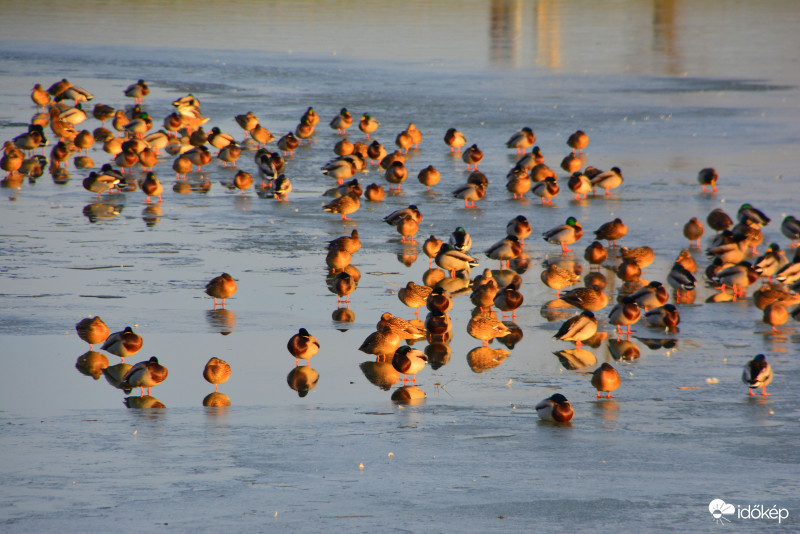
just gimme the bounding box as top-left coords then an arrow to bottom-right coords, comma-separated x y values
7,77 -> 799,418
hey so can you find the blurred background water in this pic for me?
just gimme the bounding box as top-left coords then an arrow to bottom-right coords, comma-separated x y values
1,0 -> 799,532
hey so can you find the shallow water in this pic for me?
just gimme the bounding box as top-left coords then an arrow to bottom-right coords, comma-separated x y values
1,1 -> 800,532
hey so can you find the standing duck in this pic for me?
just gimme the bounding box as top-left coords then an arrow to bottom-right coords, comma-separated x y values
742,354 -> 772,396
505,127 -> 535,154
435,244 -> 479,278
542,216 -> 583,253
444,127 -> 466,152
532,176 -> 560,204
593,218 -> 628,247
485,236 -> 522,269
323,191 -> 360,220
392,346 -> 428,384
140,172 -> 163,203
101,326 -> 143,360
541,263 -> 581,297
330,108 -> 353,134
203,357 -> 231,391
506,215 -> 532,244
591,363 -> 620,398
467,315 -> 511,347
122,356 -> 167,396
398,281 -> 433,316
452,182 -> 486,208
554,310 -> 597,349
590,166 -> 623,196
568,171 -> 592,200
75,316 -> 110,349
683,217 -> 705,247
124,80 -> 150,104
461,144 -> 483,170
205,273 -> 237,308
566,130 -> 589,153
287,328 -> 320,366
358,113 -> 379,138
780,215 -> 800,247
697,168 -> 718,193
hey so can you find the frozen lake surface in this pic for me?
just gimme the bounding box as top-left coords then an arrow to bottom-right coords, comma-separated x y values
1,1 -> 799,531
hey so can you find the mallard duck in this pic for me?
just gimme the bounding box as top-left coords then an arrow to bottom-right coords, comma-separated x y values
377,312 -> 425,341
505,127 -> 535,154
753,243 -> 788,281
122,356 -> 167,396
325,245 -> 351,272
380,150 -> 405,170
419,235 -> 444,268
561,286 -> 609,312
644,304 -> 680,332
248,123 -> 273,147
452,182 -> 486,208
272,174 -> 292,201
31,83 -> 51,109
124,79 -> 149,104
620,246 -> 655,269
398,281 -> 433,315
123,111 -> 153,139
706,208 -> 733,233
139,172 -> 162,203
330,108 -> 353,134
493,279 -> 524,319
608,297 -> 641,337
424,309 -> 453,341
384,160 -> 408,190
416,165 -> 440,190
531,176 -> 560,204
694,167 -> 718,193
628,281 -> 669,310
560,153 -> 581,174
300,106 -> 319,127
396,215 -> 418,243
776,248 -> 800,285
461,144 -> 483,170
543,216 -> 583,253
515,146 -> 545,171
567,130 -> 589,154
333,139 -> 354,158
467,315 -> 511,346
358,113 -> 379,137
529,163 -> 556,183
504,215 -> 532,245
321,157 -> 356,184
485,236 -> 522,269
328,229 -> 361,254
391,346 -> 428,384
444,127 -> 466,152
359,360 -> 400,391
203,357 -> 231,392
72,129 -> 94,155
97,327 -> 143,363
706,233 -> 748,265
205,273 -> 237,308
294,117 -> 315,142
683,217 -> 705,247
436,244 -> 479,278
364,182 -> 385,201
536,393 -> 574,422
590,166 -> 623,196
426,286 -> 453,314
81,171 -> 118,198
276,132 -> 299,157
366,141 -> 387,165
449,226 -> 472,252
75,316 -> 110,349
184,145 -> 212,171
206,127 -> 233,151
667,262 -> 696,303
135,146 -> 157,171
781,215 -> 800,247
228,170 -> 253,194
584,241 -> 608,268
738,203 -> 771,228
235,111 -> 259,134
217,142 -> 242,167
710,261 -> 758,300
330,271 -> 357,305
567,171 -> 591,200
322,191 -> 360,220
287,328 -> 320,365
591,362 -> 620,398
553,310 -> 597,349
615,259 -> 642,283
359,325 -> 401,359
470,278 -> 499,312
541,263 -> 581,297
505,167 -> 531,200
763,302 -> 789,333
752,283 -> 800,310
594,218 -> 627,247
742,354 -> 772,396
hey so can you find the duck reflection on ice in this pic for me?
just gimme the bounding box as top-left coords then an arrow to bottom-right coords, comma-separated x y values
102,363 -> 133,393
75,351 -> 109,379
391,385 -> 426,405
141,204 -> 162,227
287,365 -> 320,397
359,360 -> 400,391
553,348 -> 597,371
123,395 -> 165,409
205,308 -> 236,335
466,346 -> 510,373
83,202 -> 122,223
203,392 -> 231,408
608,338 -> 641,361
424,342 -> 452,370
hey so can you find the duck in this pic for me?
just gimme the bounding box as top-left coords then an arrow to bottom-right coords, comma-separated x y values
380,149 -> 405,170
172,153 -> 193,180
31,83 -> 51,109
328,229 -> 361,254
593,218 -> 628,247
461,144 -> 483,170
325,247 -> 351,273
330,271 -> 357,306
567,130 -> 589,154
358,113 -> 379,138
276,132 -> 300,157
426,286 -> 453,314
667,262 -> 697,303
683,217 -> 705,247
467,315 -> 511,347
250,123 -> 274,147
235,111 -> 259,134
273,174 -> 292,201
435,244 -> 479,278
140,172 -> 163,203
287,328 -> 320,365
709,261 -> 758,300
561,286 -> 609,312
444,127 -> 466,152
205,273 -> 237,308
101,326 -> 143,359
230,170 -> 253,194
75,316 -> 110,349
515,146 -> 545,171
301,106 -> 320,127
707,208 -> 733,233
485,236 -> 522,269
359,325 -> 401,360
584,241 -> 608,268
620,246 -> 655,269
591,362 -> 621,398
628,281 -> 669,310
752,283 -> 800,310
493,278 -> 524,319
396,215 -> 419,243
781,215 -> 800,247
321,157 -> 356,184
505,127 -> 535,154
377,312 -> 426,341
405,123 -> 422,147
122,356 -> 167,396
452,182 -> 486,208
567,171 -> 592,200
449,226 -> 472,252
366,141 -> 387,165
536,393 -> 574,422
82,171 -> 120,198
365,182 -> 385,201
542,216 -> 583,253
776,248 -> 800,285
470,278 -> 499,312
742,354 -> 772,396
540,263 -> 581,297
217,142 -> 242,167
506,215 -> 532,245
184,145 -> 212,171
398,281 -> 433,316
615,259 -> 642,283
530,163 -> 557,183
123,111 -> 153,138
737,203 -> 771,228
505,167 -> 532,200
392,346 -> 428,384
330,108 -> 353,134
419,235 -> 444,268
322,191 -> 360,220
560,153 -> 582,174
294,117 -> 315,142
532,176 -> 560,204
644,304 -> 680,332
554,310 -> 597,349
697,167 -> 718,193
424,309 -> 453,341
590,166 -> 623,196
384,160 -> 408,190
753,243 -> 788,281
763,302 -> 789,333
137,146 -> 158,171
417,165 -> 440,190
124,79 -> 149,103
203,357 -> 231,392
608,297 -> 641,337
